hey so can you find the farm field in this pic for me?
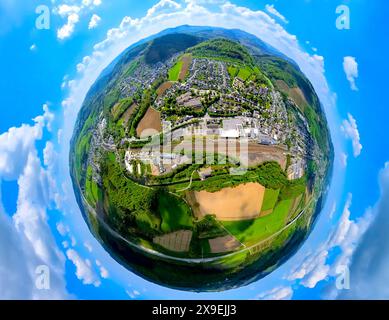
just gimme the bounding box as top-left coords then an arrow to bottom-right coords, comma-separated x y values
179,55 -> 192,80
276,80 -> 308,110
121,103 -> 138,125
260,188 -> 280,215
158,191 -> 194,233
209,235 -> 242,254
136,107 -> 162,138
154,230 -> 193,253
168,60 -> 183,81
222,198 -> 294,246
157,81 -> 173,97
85,165 -> 101,205
190,182 -> 265,221
237,66 -> 253,81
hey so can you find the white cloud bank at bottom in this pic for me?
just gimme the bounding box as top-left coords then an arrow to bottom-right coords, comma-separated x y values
0,106 -> 69,299
338,163 -> 389,299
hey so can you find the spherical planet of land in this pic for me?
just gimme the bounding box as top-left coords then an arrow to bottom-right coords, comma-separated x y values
70,26 -> 333,292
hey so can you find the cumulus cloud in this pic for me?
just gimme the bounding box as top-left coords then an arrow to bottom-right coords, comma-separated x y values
88,14 -> 101,29
287,194 -> 371,290
265,4 -> 288,23
256,286 -> 293,300
96,259 -> 109,279
56,220 -> 108,285
340,152 -> 348,168
58,13 -> 80,40
146,0 -> 182,18
0,104 -> 53,180
55,0 -> 102,40
66,249 -> 101,287
343,56 -> 359,91
341,113 -> 362,157
0,106 -> 69,299
126,288 -> 141,299
338,163 -> 389,299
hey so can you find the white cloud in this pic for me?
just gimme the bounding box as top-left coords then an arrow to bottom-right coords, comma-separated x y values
0,104 -> 53,180
146,0 -> 182,18
338,163 -> 389,299
66,249 -> 101,287
96,259 -> 109,279
84,242 -> 93,252
56,222 -> 69,237
287,194 -> 372,290
126,288 -> 141,299
265,4 -> 288,23
341,113 -> 362,157
55,0 -> 103,40
30,44 -> 37,51
343,56 -> 359,91
57,4 -> 81,18
57,13 -> 80,40
0,106 -> 69,299
82,0 -> 102,7
88,14 -> 101,29
256,286 -> 293,300
340,152 -> 348,168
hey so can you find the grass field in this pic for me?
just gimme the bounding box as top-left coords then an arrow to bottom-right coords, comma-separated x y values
158,192 -> 194,233
222,198 -> 294,246
261,189 -> 280,213
85,166 -> 100,205
228,66 -> 238,78
168,60 -> 183,81
237,67 -> 253,81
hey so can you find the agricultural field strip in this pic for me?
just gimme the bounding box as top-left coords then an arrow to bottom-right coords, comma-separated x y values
215,219 -> 247,249
80,176 -> 312,263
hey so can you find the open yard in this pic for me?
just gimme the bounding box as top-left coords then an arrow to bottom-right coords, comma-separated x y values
189,182 -> 265,221
136,107 -> 162,138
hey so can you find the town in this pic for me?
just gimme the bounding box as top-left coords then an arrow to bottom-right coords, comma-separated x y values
115,55 -> 315,181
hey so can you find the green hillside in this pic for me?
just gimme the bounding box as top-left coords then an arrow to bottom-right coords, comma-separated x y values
145,33 -> 200,64
188,38 -> 254,65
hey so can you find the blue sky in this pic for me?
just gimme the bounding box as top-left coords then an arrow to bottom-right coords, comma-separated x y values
0,0 -> 389,300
